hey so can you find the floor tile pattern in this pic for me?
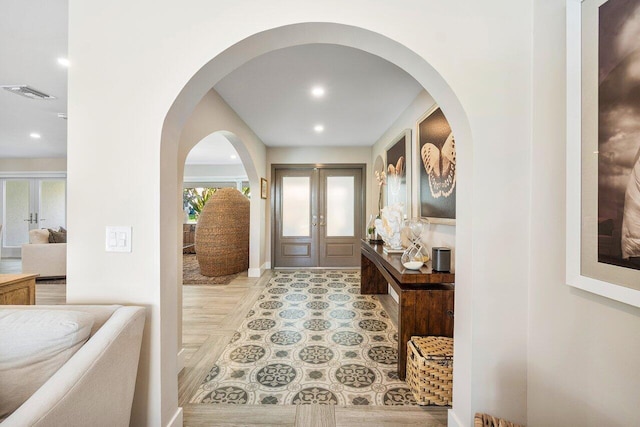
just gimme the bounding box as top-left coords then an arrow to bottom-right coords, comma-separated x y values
190,270 -> 417,406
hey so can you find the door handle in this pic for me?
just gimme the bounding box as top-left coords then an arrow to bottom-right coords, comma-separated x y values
34,212 -> 38,223
24,213 -> 33,224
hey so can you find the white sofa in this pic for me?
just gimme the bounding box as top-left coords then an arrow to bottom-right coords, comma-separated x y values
21,243 -> 66,278
0,305 -> 145,427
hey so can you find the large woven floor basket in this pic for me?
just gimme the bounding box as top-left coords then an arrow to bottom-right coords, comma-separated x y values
474,413 -> 524,427
195,188 -> 249,277
406,336 -> 453,406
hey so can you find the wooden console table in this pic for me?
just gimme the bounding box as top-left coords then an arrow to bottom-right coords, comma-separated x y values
360,240 -> 454,379
0,273 -> 38,305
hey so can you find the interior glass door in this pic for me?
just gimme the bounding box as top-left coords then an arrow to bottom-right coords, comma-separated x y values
3,180 -> 32,254
1,178 -> 66,258
273,169 -> 318,267
319,168 -> 362,267
273,166 -> 363,268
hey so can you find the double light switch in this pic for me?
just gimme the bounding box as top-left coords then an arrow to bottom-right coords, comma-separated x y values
106,226 -> 132,252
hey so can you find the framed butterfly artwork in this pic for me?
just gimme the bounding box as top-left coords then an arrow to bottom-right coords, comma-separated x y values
566,0 -> 640,307
417,105 -> 456,225
385,129 -> 411,217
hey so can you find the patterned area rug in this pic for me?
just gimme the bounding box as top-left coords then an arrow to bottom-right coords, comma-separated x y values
183,254 -> 238,285
190,270 -> 417,406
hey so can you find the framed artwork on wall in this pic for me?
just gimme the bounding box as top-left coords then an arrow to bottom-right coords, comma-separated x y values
260,178 -> 268,199
417,105 -> 456,224
566,0 -> 640,307
385,129 -> 411,216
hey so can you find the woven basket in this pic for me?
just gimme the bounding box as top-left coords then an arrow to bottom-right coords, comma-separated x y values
406,336 -> 453,406
474,413 -> 524,427
195,188 -> 249,277
183,224 -> 196,254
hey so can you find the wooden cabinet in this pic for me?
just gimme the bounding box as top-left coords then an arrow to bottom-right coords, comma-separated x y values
0,274 -> 38,305
361,241 -> 454,379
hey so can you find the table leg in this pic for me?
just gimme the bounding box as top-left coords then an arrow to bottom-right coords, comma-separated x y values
360,253 -> 388,294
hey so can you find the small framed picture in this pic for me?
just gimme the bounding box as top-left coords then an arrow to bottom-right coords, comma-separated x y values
260,178 -> 268,199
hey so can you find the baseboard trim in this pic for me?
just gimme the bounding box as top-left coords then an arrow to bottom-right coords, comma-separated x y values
248,262 -> 269,278
448,408 -> 464,427
167,407 -> 183,427
177,348 -> 186,374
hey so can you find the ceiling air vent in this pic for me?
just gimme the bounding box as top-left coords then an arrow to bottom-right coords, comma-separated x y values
0,85 -> 56,100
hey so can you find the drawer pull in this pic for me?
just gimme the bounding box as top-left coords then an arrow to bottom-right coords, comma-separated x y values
446,310 -> 454,318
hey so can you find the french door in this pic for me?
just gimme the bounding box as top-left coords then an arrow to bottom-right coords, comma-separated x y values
273,165 -> 363,268
1,178 -> 66,258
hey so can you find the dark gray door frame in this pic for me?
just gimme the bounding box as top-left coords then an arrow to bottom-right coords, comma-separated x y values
271,163 -> 367,269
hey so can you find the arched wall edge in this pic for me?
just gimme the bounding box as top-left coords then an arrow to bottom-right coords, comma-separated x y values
160,21 -> 473,425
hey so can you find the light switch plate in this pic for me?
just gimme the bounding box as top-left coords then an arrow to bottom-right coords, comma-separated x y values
106,226 -> 132,252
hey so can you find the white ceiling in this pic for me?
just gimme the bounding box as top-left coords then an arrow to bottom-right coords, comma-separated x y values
0,0 -> 68,159
0,5 -> 423,161
185,133 -> 243,165
215,44 -> 422,147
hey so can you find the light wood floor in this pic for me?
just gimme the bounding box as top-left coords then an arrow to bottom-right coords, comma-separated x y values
16,266 -> 447,426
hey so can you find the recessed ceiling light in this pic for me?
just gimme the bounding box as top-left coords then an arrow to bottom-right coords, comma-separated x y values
311,86 -> 325,98
314,125 -> 324,133
230,155 -> 237,159
57,57 -> 70,67
30,133 -> 41,139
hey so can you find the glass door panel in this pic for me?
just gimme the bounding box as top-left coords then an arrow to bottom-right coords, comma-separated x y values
282,176 -> 311,237
326,176 -> 355,237
4,180 -> 31,247
1,177 -> 66,258
39,180 -> 66,229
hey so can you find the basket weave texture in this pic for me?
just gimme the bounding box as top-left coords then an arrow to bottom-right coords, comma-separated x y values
183,224 -> 196,254
406,336 -> 453,406
195,188 -> 249,277
474,413 -> 524,427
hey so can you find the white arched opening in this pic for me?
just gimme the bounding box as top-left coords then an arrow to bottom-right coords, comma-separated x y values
160,22 -> 472,425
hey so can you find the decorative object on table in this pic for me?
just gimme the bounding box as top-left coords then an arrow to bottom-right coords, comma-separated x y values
366,165 -> 387,244
260,177 -> 268,199
406,336 -> 453,406
195,188 -> 249,277
366,214 -> 383,244
566,0 -> 640,308
386,130 -> 411,216
375,203 -> 404,251
417,105 -> 456,224
401,218 -> 430,270
432,247 -> 451,272
375,167 -> 387,216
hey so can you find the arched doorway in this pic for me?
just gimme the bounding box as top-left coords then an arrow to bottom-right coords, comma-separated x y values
160,22 -> 472,425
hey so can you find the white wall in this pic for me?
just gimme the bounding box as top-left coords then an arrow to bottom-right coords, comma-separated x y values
371,91 -> 456,270
183,164 -> 247,181
0,158 -> 66,172
178,89 -> 267,276
68,2 -> 532,425
528,1 -> 640,426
